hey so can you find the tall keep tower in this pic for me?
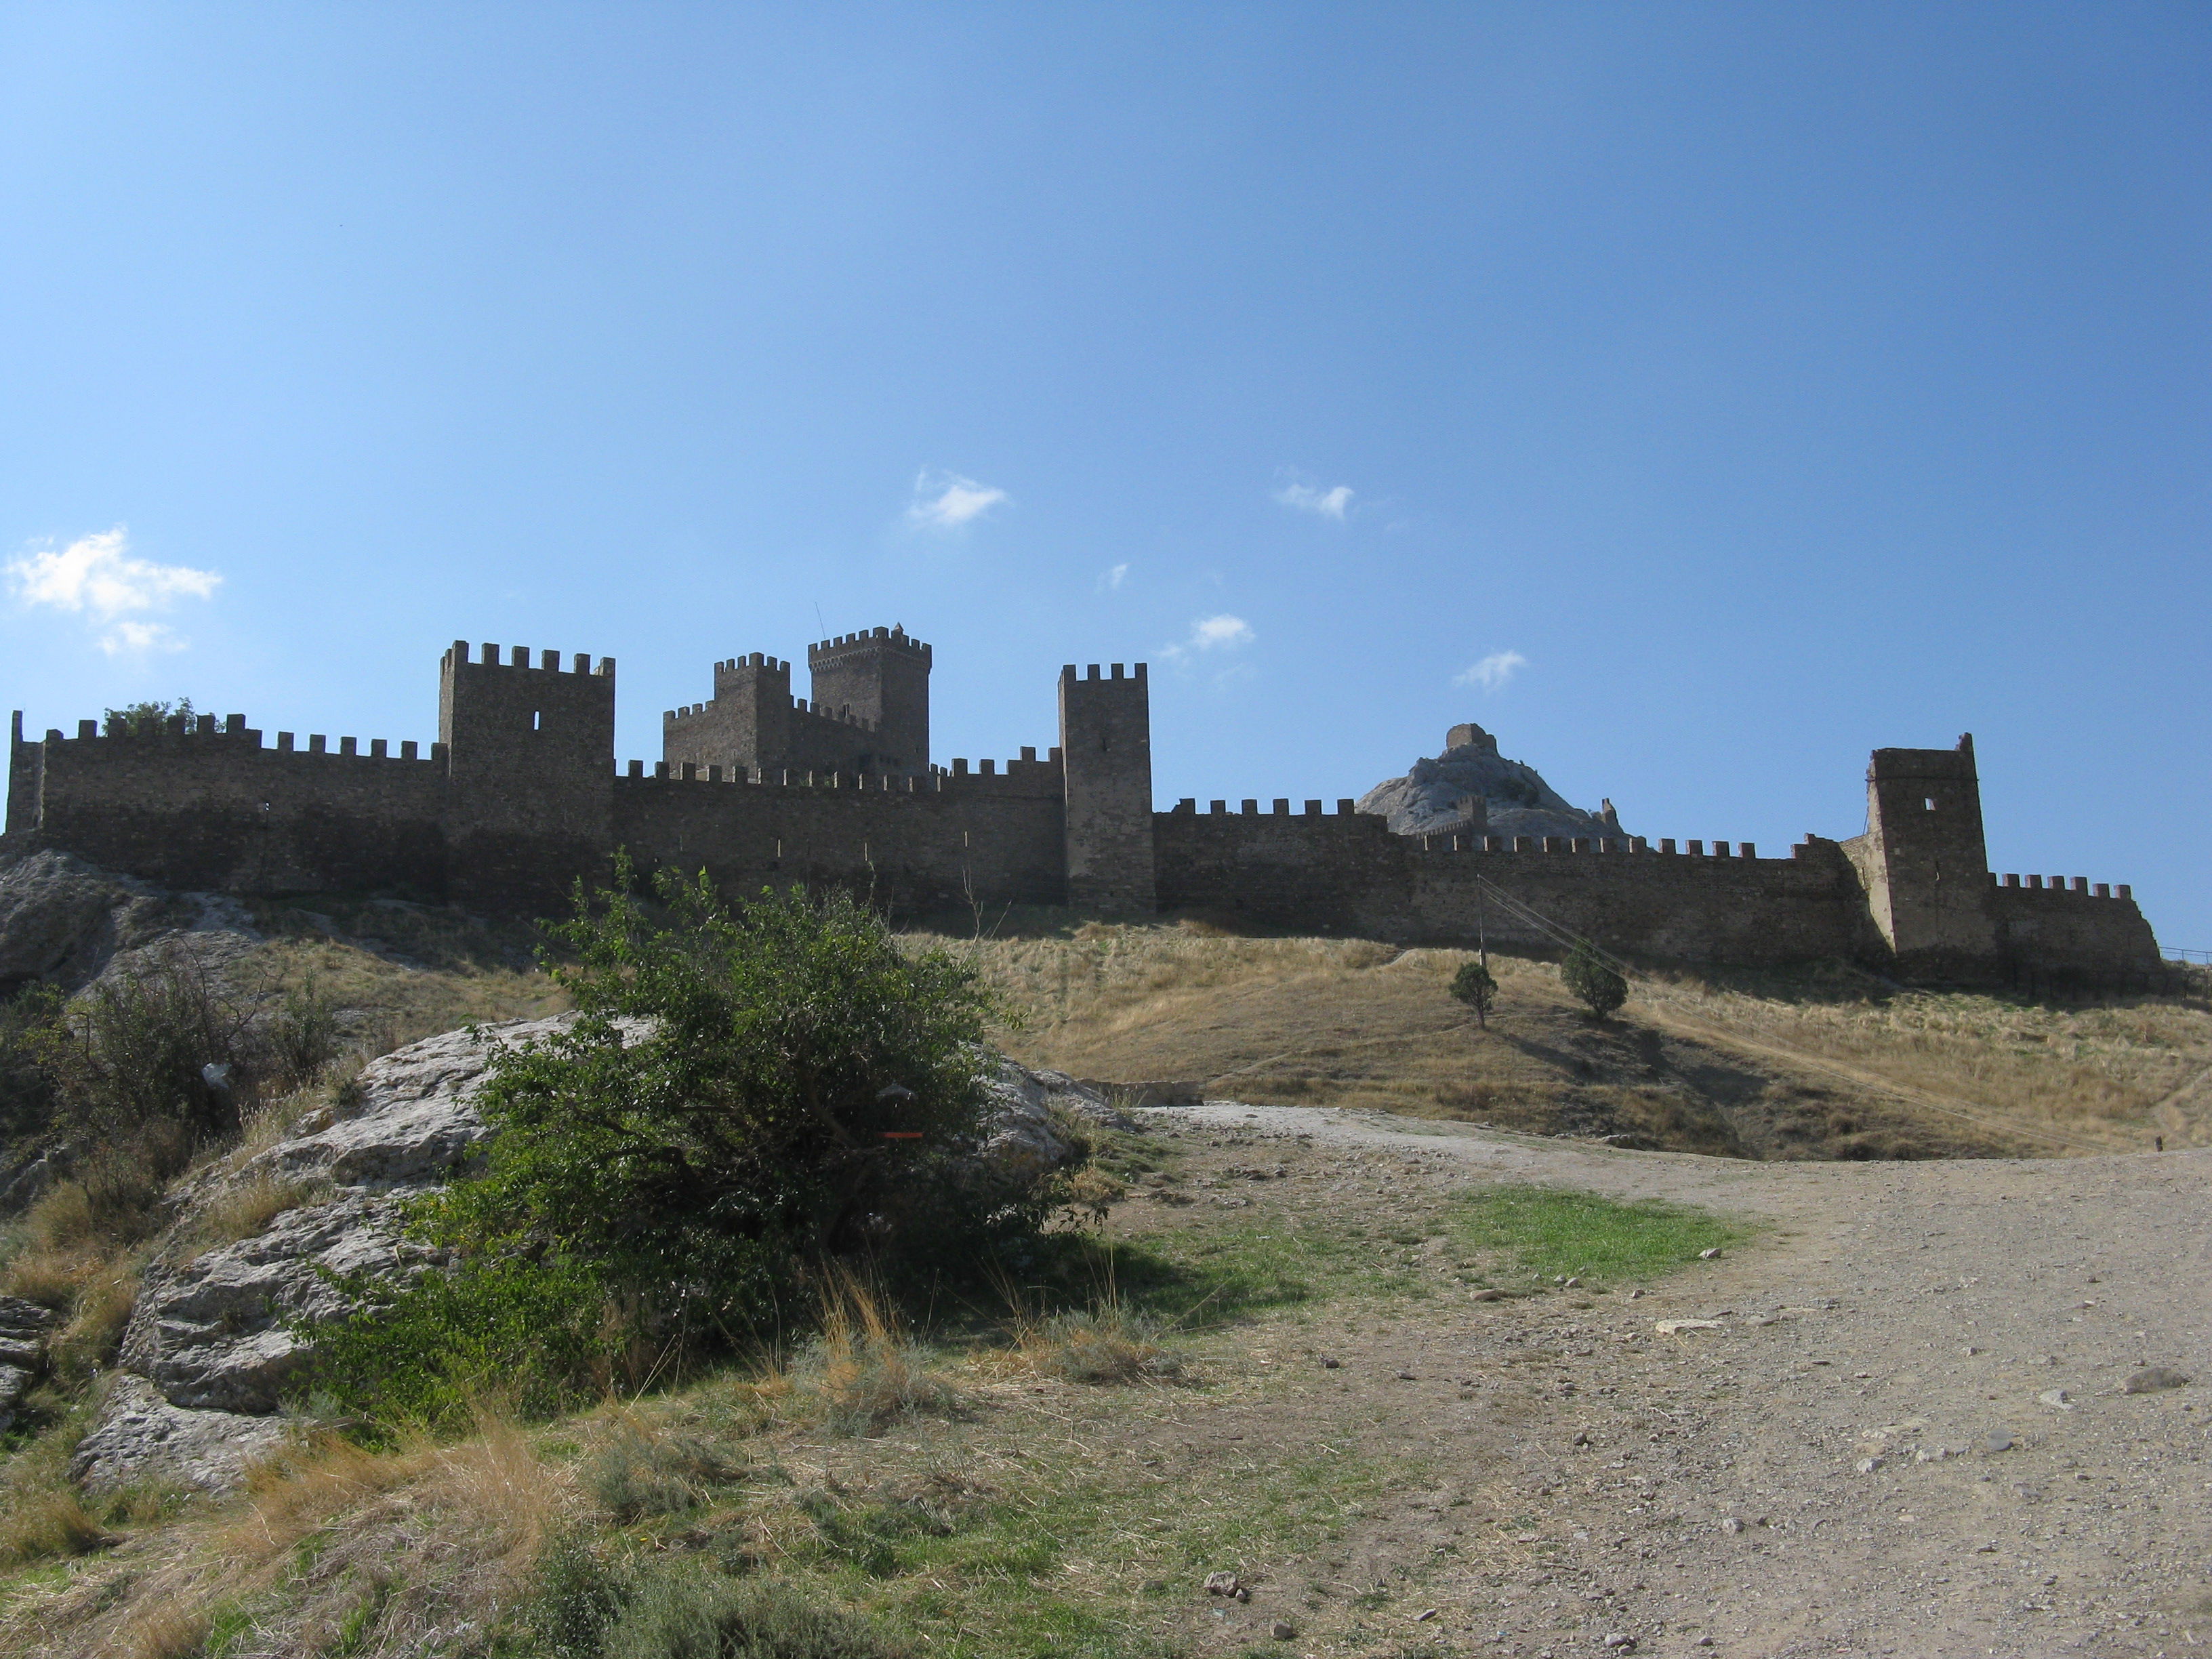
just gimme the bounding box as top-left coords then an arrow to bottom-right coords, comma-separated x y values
806,626 -> 931,774
1843,733 -> 1999,975
1059,661 -> 1155,914
439,642 -> 616,906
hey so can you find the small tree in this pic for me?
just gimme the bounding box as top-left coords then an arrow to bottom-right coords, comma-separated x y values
1449,960 -> 1498,1027
1561,943 -> 1628,1020
102,697 -> 196,737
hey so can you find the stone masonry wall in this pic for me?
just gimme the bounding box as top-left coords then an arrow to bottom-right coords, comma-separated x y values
611,758 -> 1067,916
13,720 -> 446,896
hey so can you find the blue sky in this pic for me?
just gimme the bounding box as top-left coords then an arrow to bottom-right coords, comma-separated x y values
3,5 -> 2206,946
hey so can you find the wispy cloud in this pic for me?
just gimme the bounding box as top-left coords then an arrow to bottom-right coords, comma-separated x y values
1162,613 -> 1255,665
1275,480 -> 1354,520
907,469 -> 1009,531
1098,562 -> 1129,593
8,527 -> 220,653
1454,650 -> 1528,691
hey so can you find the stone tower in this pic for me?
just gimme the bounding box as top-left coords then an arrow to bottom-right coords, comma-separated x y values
438,642 -> 615,907
1844,733 -> 1999,976
1058,661 -> 1155,914
806,626 -> 932,774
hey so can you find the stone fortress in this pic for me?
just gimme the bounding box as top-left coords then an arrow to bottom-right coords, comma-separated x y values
3,624 -> 2162,983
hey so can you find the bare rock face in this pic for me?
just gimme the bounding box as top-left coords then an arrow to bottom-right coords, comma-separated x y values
79,1017 -> 1111,1493
1356,722 -> 1625,844
70,1374 -> 290,1495
0,848 -> 188,996
0,1295 -> 60,1433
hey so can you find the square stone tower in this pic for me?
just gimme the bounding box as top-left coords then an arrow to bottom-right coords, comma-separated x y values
1844,733 -> 1999,976
806,626 -> 932,774
1059,661 -> 1155,914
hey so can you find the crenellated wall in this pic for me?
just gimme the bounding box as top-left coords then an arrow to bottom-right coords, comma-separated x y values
0,630 -> 2169,983
9,712 -> 447,896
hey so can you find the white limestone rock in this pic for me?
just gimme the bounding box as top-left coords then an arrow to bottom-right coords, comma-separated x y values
69,1373 -> 291,1495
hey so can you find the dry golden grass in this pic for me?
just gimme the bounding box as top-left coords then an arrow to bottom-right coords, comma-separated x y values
808,1277 -> 963,1435
187,1170 -> 329,1252
5,1404 -> 580,1659
923,923 -> 2212,1158
247,935 -> 570,1057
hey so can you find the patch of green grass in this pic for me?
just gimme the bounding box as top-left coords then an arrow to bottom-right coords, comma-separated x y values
779,1446 -> 1394,1659
1452,1186 -> 1748,1288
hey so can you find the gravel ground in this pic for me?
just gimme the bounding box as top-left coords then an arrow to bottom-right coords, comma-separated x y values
1146,1103 -> 2211,1659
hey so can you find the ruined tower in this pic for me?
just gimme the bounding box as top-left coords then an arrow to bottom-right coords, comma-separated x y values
438,642 -> 616,907
1058,661 -> 1155,914
1843,733 -> 1999,976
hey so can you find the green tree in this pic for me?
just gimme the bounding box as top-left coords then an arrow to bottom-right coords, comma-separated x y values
1560,943 -> 1629,1020
102,697 -> 196,736
1449,960 -> 1498,1027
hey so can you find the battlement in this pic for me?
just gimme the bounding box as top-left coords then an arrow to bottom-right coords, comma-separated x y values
23,711 -> 441,764
441,641 -> 615,677
1996,872 -> 2134,901
806,625 -> 931,665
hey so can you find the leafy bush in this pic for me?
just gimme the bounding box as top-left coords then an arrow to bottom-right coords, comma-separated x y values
1448,960 -> 1498,1026
313,863 -> 1043,1428
263,974 -> 342,1094
1560,943 -> 1628,1020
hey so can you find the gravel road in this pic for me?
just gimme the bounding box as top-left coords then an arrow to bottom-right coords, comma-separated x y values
1149,1103 -> 2211,1658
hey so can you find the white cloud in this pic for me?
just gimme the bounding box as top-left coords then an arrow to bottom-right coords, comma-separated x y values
8,527 -> 221,653
1099,562 -> 1129,592
1454,650 -> 1528,691
907,469 -> 1009,530
1162,613 -> 1255,663
101,621 -> 185,655
1275,481 -> 1354,520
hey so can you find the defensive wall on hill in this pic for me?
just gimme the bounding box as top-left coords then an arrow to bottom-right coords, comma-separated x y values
1,628 -> 2165,984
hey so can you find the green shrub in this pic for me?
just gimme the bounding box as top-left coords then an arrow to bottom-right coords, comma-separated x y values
1560,943 -> 1628,1019
1448,961 -> 1498,1026
307,1253 -> 622,1430
263,974 -> 342,1093
592,1426 -> 745,1523
312,863 -> 1044,1428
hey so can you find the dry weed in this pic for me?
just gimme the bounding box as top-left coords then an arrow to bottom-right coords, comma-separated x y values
49,1258 -> 141,1381
808,1279 -> 961,1435
120,1604 -> 209,1659
0,1486 -> 113,1566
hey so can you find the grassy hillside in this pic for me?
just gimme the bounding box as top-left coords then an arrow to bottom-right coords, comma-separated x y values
926,923 -> 2212,1160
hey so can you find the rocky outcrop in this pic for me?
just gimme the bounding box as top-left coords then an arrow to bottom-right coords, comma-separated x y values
1357,722 -> 1626,844
0,1294 -> 59,1433
0,848 -> 199,996
977,1061 -> 1133,1181
78,1018 -> 1119,1493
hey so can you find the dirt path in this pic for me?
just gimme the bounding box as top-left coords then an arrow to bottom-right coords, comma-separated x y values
1145,1103 -> 2212,1658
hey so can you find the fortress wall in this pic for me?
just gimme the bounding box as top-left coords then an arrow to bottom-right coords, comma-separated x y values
18,724 -> 447,895
611,770 -> 1065,914
1988,881 -> 2161,975
1153,808 -> 1882,964
1405,839 -> 1880,964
